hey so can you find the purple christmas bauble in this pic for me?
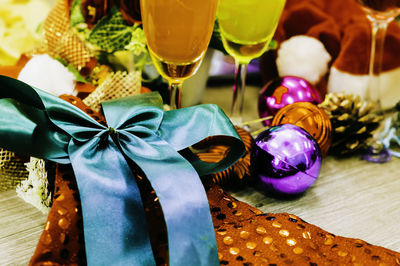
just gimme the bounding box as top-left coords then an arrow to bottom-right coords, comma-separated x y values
258,76 -> 321,125
251,124 -> 322,195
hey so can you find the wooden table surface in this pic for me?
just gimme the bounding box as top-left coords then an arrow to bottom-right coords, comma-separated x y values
1,85 -> 399,265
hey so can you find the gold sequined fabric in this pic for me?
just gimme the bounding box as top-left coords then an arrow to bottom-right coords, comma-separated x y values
208,185 -> 400,265
30,164 -> 86,265
0,149 -> 28,191
30,97 -> 400,266
82,71 -> 141,112
42,0 -> 92,69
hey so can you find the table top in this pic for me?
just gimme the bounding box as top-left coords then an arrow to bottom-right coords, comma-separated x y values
1,85 -> 399,265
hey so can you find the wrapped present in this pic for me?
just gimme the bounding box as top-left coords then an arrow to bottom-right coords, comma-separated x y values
0,75 -> 245,265
26,94 -> 400,266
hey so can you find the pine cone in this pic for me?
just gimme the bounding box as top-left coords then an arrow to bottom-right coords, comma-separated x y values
319,93 -> 383,155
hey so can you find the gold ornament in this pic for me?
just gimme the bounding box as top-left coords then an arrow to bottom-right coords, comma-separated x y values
272,102 -> 332,156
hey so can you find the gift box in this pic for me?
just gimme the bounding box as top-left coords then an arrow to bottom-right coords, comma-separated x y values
0,75 -> 245,265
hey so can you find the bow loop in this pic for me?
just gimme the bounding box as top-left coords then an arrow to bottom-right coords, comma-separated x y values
102,92 -> 164,133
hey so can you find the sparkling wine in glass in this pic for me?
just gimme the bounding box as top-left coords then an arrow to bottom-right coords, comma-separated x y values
217,0 -> 286,123
140,0 -> 218,109
357,0 -> 400,107
356,0 -> 400,162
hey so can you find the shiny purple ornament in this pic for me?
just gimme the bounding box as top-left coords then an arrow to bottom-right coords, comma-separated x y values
251,124 -> 322,195
258,76 -> 321,125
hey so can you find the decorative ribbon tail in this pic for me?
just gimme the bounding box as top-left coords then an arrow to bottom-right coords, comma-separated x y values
68,136 -> 156,266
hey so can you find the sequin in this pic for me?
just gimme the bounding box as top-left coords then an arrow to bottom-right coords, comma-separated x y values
41,249 -> 52,260
74,208 -> 79,213
256,227 -> 267,235
223,236 -> 234,245
229,247 -> 240,255
253,210 -> 263,215
324,238 -> 333,245
263,236 -> 273,245
309,243 -> 317,250
279,229 -> 289,237
272,221 -> 282,228
217,229 -> 227,236
286,239 -> 297,246
338,251 -> 348,257
269,244 -> 279,252
302,231 -> 311,239
296,224 -> 305,230
227,202 -> 237,209
218,253 -> 223,260
240,230 -> 250,239
364,248 -> 372,254
59,233 -> 66,245
253,251 -> 261,257
234,211 -> 242,216
57,207 -> 68,216
211,207 -> 221,212
293,247 -> 304,254
58,218 -> 71,230
55,194 -> 65,201
246,242 -> 257,249
42,232 -> 52,245
45,221 -> 51,231
216,213 -> 226,220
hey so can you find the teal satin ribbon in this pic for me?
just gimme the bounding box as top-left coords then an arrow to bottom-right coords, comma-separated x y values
0,76 -> 245,265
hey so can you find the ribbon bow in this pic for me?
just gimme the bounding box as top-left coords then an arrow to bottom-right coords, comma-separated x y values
0,76 -> 245,265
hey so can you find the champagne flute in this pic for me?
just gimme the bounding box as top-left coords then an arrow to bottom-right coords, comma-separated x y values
355,0 -> 400,162
140,0 -> 218,109
217,0 -> 286,123
357,0 -> 400,107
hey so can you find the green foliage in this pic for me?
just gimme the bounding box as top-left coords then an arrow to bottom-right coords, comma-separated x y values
67,64 -> 87,83
209,20 -> 227,54
70,0 -> 85,27
87,7 -> 133,53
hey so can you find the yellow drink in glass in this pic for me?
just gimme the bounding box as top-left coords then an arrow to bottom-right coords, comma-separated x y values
216,0 -> 286,122
217,0 -> 286,64
141,0 -> 218,84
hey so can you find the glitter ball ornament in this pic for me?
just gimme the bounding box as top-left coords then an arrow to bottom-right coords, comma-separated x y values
271,102 -> 332,156
251,124 -> 322,195
258,76 -> 321,125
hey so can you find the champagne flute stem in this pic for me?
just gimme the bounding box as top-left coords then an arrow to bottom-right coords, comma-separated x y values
230,62 -> 248,122
366,17 -> 391,109
363,17 -> 393,163
170,82 -> 182,110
